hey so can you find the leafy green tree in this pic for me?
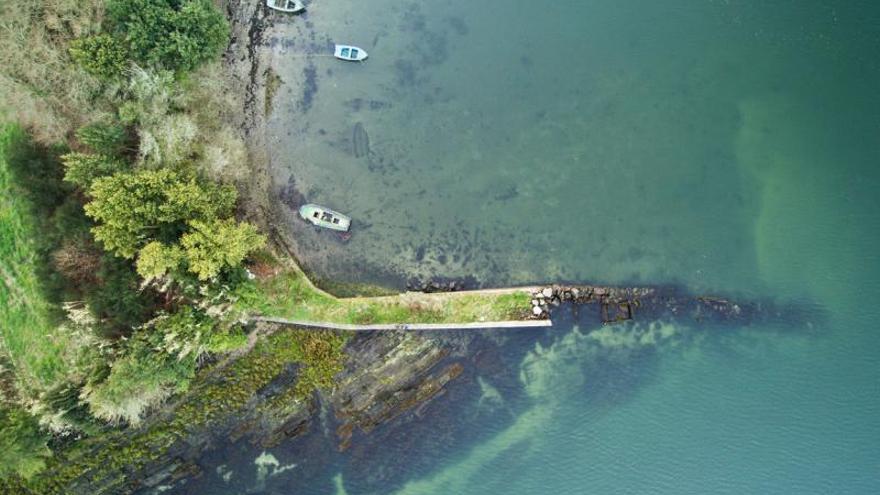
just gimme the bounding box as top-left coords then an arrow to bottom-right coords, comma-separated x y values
61,152 -> 128,189
0,408 -> 50,478
69,33 -> 130,79
181,218 -> 266,280
75,122 -> 129,157
84,168 -> 236,258
136,241 -> 184,280
108,0 -> 230,72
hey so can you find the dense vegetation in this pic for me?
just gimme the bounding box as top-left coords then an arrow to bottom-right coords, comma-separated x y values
1,0 -> 535,488
0,0 -> 271,483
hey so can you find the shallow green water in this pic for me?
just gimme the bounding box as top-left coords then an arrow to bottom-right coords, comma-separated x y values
192,1 -> 880,493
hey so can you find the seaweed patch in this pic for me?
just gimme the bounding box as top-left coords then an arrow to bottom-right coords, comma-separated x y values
299,64 -> 318,112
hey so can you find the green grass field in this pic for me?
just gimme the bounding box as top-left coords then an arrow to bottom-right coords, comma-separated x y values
0,126 -> 69,395
235,265 -> 533,326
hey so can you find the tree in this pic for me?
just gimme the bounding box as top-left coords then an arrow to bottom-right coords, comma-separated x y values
84,168 -> 236,258
69,34 -> 130,79
75,122 -> 129,157
136,241 -> 184,280
108,0 -> 229,72
86,255 -> 160,333
61,152 -> 128,189
180,218 -> 266,280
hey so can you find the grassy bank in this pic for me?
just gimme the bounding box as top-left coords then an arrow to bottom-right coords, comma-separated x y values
0,126 -> 69,393
236,264 -> 534,325
0,125 -> 66,479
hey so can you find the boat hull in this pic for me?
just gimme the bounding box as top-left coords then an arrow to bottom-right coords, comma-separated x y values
266,0 -> 304,13
299,204 -> 352,232
334,44 -> 368,61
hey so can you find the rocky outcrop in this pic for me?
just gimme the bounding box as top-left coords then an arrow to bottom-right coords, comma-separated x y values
405,276 -> 479,293
330,332 -> 462,451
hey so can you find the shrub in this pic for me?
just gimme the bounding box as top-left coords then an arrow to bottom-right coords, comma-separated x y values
0,407 -> 51,479
0,1 -> 106,143
38,379 -> 98,433
139,112 -> 198,166
151,306 -> 216,360
82,334 -> 196,425
75,122 -> 130,157
82,308 -> 219,426
69,34 -> 129,80
51,239 -> 102,287
61,152 -> 128,189
108,0 -> 229,72
85,255 -> 159,334
177,63 -> 249,182
117,66 -> 176,125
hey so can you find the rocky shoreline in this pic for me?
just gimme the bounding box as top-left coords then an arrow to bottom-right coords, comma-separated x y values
128,283 -> 804,493
34,274 -> 809,494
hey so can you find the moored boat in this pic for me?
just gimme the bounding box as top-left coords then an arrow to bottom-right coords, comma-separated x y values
334,44 -> 368,61
299,204 -> 352,232
266,0 -> 305,14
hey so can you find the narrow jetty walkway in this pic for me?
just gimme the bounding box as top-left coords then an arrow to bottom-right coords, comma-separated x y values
250,316 -> 553,332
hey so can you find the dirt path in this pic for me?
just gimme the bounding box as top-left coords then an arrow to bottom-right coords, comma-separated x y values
250,316 -> 552,331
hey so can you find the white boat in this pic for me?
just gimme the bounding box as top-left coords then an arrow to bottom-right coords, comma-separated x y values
334,44 -> 368,62
299,204 -> 351,232
266,0 -> 305,13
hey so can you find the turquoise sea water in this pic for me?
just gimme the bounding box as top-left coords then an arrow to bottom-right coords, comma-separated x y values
175,1 -> 880,493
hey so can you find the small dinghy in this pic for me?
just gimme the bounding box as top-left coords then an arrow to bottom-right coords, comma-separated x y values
334,44 -> 368,62
299,204 -> 351,232
266,0 -> 305,13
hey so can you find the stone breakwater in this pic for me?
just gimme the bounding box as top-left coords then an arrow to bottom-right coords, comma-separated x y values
528,284 -> 772,326
529,285 -> 650,321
